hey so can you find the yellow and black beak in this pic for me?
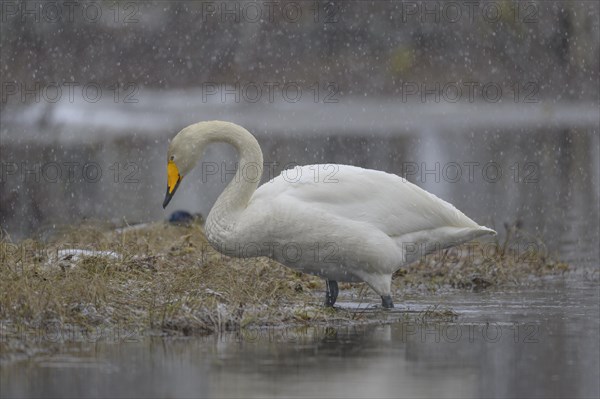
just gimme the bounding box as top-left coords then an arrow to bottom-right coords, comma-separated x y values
163,160 -> 182,208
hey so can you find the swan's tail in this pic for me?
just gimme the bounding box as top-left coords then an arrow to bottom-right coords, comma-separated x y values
476,226 -> 497,236
397,225 -> 496,265
449,226 -> 496,246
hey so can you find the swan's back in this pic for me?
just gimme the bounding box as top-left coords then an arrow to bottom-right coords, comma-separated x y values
168,121 -> 494,305
249,165 -> 482,238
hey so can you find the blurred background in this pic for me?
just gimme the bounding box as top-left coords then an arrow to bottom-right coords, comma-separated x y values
1,0 -> 598,267
1,2 -> 599,398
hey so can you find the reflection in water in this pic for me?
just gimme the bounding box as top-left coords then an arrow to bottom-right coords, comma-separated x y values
2,279 -> 598,398
1,104 -> 598,398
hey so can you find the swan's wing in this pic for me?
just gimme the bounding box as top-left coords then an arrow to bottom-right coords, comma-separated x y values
250,164 -> 482,237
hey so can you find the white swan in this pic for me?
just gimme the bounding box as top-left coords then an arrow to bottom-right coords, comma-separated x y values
162,121 -> 495,308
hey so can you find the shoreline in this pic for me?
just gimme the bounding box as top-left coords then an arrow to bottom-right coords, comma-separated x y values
0,221 -> 573,362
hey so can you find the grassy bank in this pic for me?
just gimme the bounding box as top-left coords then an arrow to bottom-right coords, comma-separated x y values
0,220 -> 568,359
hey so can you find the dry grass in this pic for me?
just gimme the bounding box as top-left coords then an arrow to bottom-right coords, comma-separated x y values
393,222 -> 569,293
0,220 -> 569,358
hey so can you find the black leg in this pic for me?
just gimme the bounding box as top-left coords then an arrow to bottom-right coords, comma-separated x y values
324,280 -> 339,307
381,295 -> 394,309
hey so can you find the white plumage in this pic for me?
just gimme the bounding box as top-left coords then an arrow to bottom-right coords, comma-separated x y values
163,121 -> 495,308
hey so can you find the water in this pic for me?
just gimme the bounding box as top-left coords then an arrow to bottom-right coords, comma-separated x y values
1,101 -> 598,267
1,99 -> 598,397
2,278 -> 598,398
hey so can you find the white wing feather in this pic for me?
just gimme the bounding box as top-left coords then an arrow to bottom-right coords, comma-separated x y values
249,165 -> 480,237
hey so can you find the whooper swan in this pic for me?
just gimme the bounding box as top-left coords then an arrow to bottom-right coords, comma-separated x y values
162,121 -> 495,308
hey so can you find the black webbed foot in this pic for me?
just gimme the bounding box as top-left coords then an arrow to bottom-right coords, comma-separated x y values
381,295 -> 394,309
324,280 -> 339,307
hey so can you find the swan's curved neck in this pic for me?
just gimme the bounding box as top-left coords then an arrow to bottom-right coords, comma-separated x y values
199,122 -> 263,243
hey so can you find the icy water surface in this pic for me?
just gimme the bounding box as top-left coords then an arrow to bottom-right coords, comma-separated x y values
1,278 -> 598,398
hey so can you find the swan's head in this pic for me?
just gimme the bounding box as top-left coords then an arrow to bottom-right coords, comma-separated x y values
163,120 -> 256,208
163,124 -> 207,208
